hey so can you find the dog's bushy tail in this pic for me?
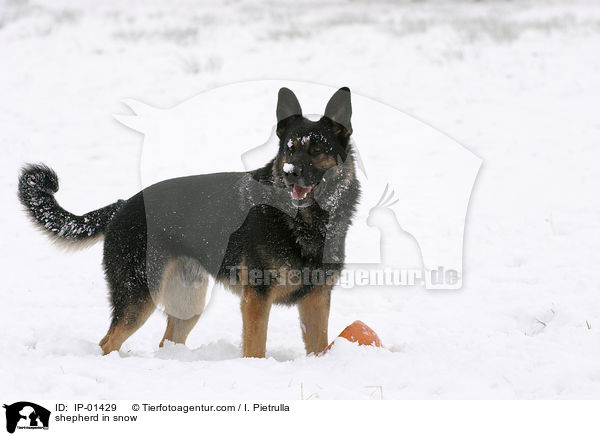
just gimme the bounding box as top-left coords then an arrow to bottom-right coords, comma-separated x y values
18,163 -> 123,249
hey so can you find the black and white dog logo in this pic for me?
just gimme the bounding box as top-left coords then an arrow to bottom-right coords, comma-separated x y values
3,402 -> 50,434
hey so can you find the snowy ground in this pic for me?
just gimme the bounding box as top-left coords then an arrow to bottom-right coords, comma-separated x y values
2,0 -> 600,399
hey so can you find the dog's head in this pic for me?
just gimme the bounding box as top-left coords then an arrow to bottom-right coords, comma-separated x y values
273,87 -> 354,208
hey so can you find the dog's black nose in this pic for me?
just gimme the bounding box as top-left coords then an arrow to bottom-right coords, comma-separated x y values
290,166 -> 302,177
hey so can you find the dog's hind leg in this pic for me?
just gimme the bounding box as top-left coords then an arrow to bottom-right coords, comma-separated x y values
159,314 -> 201,347
99,295 -> 156,355
99,196 -> 158,355
155,257 -> 208,348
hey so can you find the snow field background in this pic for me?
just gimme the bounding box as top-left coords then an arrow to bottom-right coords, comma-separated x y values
1,0 -> 600,399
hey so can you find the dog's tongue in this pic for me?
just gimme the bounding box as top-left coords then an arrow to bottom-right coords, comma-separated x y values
291,184 -> 312,200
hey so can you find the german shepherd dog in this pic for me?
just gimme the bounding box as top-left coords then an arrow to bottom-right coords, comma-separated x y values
18,87 -> 360,358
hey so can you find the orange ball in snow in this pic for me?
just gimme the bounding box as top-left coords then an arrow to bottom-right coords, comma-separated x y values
322,320 -> 382,354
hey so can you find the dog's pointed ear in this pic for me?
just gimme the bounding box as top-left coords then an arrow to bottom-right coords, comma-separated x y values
276,87 -> 302,137
324,87 -> 352,136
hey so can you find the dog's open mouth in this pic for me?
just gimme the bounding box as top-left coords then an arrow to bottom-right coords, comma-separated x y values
290,184 -> 316,201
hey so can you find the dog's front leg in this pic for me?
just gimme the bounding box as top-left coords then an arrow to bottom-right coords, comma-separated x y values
241,286 -> 272,358
298,285 -> 332,355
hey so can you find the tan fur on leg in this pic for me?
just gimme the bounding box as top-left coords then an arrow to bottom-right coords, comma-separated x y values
159,314 -> 201,347
298,285 -> 331,355
99,300 -> 155,355
241,286 -> 272,358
